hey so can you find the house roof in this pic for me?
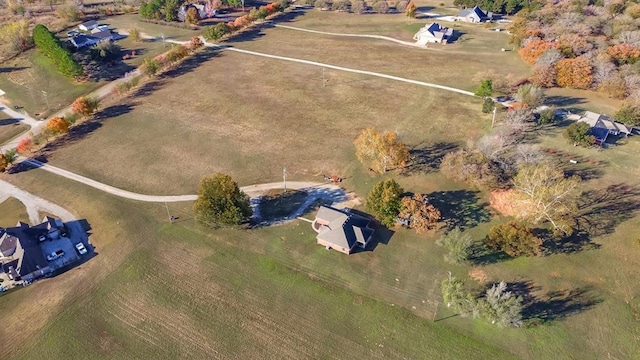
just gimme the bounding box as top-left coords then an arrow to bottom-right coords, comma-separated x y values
71,34 -> 94,48
458,5 -> 487,19
578,112 -> 632,137
80,20 -> 98,28
91,30 -> 112,39
314,206 -> 373,250
1,225 -> 49,279
414,22 -> 452,41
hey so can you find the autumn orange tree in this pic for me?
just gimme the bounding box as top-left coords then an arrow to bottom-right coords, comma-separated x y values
518,39 -> 556,65
72,96 -> 99,118
607,44 -> 640,65
555,57 -> 593,89
405,1 -> 417,19
354,128 -> 409,174
398,193 -> 441,233
46,117 -> 69,135
0,154 -> 7,172
16,137 -> 33,154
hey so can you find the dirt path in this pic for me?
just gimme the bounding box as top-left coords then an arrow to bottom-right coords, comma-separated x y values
271,23 -> 428,49
0,179 -> 76,223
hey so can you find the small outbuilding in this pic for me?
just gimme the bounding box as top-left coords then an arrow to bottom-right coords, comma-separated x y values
78,20 -> 99,32
312,206 -> 375,255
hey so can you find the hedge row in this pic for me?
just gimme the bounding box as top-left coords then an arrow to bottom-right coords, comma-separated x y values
32,24 -> 82,77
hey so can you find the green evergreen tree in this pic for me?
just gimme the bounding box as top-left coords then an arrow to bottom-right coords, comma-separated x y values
366,179 -> 404,227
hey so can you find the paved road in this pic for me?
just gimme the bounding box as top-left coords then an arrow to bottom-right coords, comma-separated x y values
0,179 -> 76,223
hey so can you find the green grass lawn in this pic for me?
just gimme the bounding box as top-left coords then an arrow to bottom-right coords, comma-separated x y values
0,51 -> 103,118
104,14 -> 198,42
0,118 -> 29,145
223,14 -> 529,92
43,48 -> 488,195
0,197 -> 29,227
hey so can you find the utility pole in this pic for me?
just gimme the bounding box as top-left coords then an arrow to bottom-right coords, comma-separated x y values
165,202 -> 172,223
283,167 -> 287,193
491,106 -> 497,128
42,91 -> 50,110
322,68 -> 326,87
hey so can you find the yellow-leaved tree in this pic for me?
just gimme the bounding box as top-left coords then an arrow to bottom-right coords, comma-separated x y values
354,128 -> 409,174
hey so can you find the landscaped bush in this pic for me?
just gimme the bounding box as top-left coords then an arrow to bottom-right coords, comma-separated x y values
332,0 -> 350,11
351,0 -> 367,14
314,0 -> 329,9
203,22 -> 231,41
32,24 -> 82,78
128,28 -> 142,42
372,0 -> 389,13
166,44 -> 189,62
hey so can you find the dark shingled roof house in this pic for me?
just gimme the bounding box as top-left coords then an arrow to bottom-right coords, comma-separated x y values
312,206 -> 375,255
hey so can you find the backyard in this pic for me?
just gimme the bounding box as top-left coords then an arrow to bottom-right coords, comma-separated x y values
0,197 -> 29,227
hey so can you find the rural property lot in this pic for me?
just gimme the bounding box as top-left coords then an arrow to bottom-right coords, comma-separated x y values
2,4 -> 640,360
43,48 -> 486,195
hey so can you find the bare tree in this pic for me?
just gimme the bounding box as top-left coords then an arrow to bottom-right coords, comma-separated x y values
515,84 -> 545,107
535,48 -> 563,67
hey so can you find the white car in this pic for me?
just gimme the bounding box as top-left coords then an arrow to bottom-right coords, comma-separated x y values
46,250 -> 64,261
75,242 -> 87,255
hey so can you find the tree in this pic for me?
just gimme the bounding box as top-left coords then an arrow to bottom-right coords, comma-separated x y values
354,128 -> 409,174
185,6 -> 201,24
3,149 -> 18,165
515,83 -> 544,107
529,65 -> 556,87
441,275 -> 475,316
518,39 -> 556,65
511,162 -> 580,235
203,23 -> 230,41
193,173 -> 252,227
128,28 -> 142,42
223,0 -> 242,6
440,149 -> 502,189
164,0 -> 179,21
405,1 -> 416,18
478,282 -> 524,327
398,193 -> 441,233
92,42 -> 121,62
436,227 -> 474,264
0,20 -> 32,53
366,179 -> 404,227
563,121 -> 595,147
372,0 -> 389,13
607,44 -> 640,65
16,138 -> 33,154
142,57 -> 160,77
332,0 -> 350,11
395,0 -> 408,12
615,103 -> 640,126
351,0 -> 366,13
485,220 -> 542,257
46,117 -> 70,134
190,36 -> 204,50
32,24 -> 82,78
72,96 -> 99,118
555,57 -> 593,89
0,154 -> 7,173
314,0 -> 329,8
482,97 -> 494,114
475,79 -> 493,97
57,3 -> 83,21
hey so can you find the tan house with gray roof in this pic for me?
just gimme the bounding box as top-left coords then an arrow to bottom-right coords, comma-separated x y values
312,206 -> 375,255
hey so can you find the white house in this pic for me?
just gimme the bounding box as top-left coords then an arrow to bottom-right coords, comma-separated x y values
413,23 -> 454,45
78,20 -> 98,32
90,25 -> 110,34
457,6 -> 492,23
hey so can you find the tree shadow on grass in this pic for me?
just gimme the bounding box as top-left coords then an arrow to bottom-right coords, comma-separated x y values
0,118 -> 20,126
576,183 -> 640,237
468,242 -> 511,265
9,104 -> 135,174
160,48 -> 219,79
404,141 -> 458,175
428,190 -> 491,231
544,95 -> 587,113
541,148 -> 608,181
506,281 -> 601,325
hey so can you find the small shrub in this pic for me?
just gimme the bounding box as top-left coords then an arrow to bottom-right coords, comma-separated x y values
485,221 -> 543,257
537,108 -> 556,125
129,28 -> 142,42
482,97 -> 494,114
372,0 -> 389,13
142,57 -> 160,76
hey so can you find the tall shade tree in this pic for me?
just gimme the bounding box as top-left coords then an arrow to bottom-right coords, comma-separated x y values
397,193 -> 441,233
366,179 -> 404,227
0,20 -> 31,53
72,96 -> 99,118
478,282 -> 524,328
193,173 -> 252,227
563,122 -> 594,147
441,275 -> 475,316
354,128 -> 409,174
515,83 -> 545,107
511,162 -> 580,235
